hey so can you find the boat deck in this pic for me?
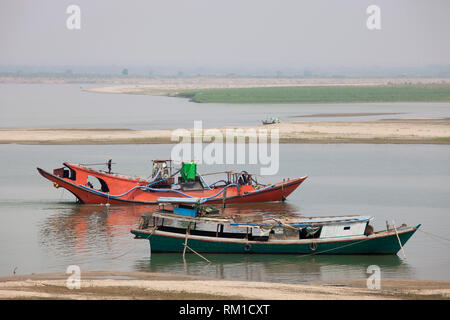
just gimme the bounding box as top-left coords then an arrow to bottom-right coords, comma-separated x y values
152,211 -> 372,226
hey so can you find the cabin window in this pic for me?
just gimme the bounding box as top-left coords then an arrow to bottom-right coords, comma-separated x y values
86,175 -> 109,192
299,226 -> 322,239
344,226 -> 351,230
63,168 -> 76,180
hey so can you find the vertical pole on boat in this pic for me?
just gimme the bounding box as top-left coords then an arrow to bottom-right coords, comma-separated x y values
183,222 -> 191,260
222,187 -> 227,210
149,236 -> 152,259
392,220 -> 406,259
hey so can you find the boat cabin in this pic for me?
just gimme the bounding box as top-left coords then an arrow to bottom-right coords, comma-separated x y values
140,203 -> 374,242
150,160 -> 175,188
156,197 -> 206,218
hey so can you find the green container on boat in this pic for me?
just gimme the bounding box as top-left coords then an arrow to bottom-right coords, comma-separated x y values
181,162 -> 197,182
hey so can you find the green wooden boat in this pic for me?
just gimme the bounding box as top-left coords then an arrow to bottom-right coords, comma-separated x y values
130,197 -> 420,255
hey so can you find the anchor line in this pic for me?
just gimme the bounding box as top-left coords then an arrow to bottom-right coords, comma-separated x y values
59,188 -> 65,201
417,229 -> 450,249
109,227 -> 157,260
417,229 -> 450,242
296,237 -> 374,258
108,242 -> 137,260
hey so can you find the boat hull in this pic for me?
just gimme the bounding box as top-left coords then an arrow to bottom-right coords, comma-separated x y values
37,164 -> 307,205
131,226 -> 419,255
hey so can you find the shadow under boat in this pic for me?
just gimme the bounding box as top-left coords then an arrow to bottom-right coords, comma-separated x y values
134,253 -> 411,284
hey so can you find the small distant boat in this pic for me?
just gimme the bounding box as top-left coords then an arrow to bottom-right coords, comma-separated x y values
262,117 -> 281,125
37,160 -> 306,205
131,198 -> 420,255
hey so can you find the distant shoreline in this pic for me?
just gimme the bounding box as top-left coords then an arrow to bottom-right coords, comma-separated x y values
1,119 -> 449,145
2,75 -> 449,104
1,78 -> 449,145
82,79 -> 450,104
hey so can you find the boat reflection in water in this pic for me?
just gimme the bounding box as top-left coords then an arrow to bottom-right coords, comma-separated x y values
38,202 -> 300,256
135,253 -> 411,284
38,203 -> 153,262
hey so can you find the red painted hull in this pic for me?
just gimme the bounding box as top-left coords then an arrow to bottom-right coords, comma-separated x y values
37,163 -> 307,205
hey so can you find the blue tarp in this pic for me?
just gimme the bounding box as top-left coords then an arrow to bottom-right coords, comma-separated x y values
157,197 -> 206,204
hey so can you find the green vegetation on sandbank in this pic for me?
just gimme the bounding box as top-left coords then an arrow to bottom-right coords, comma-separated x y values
177,84 -> 450,103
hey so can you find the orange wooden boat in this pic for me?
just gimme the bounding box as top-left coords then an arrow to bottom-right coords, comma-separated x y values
37,160 -> 307,205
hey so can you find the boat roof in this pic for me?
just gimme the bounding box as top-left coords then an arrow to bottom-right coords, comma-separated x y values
152,211 -> 372,227
157,197 -> 206,204
292,215 -> 371,224
153,211 -> 230,223
231,215 -> 373,227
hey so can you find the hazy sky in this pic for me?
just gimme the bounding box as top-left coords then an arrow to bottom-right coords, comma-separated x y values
1,0 -> 449,68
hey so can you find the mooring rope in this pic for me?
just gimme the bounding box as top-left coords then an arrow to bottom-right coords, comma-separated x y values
417,229 -> 450,242
296,237 -> 375,258
417,229 -> 450,249
109,227 -> 157,260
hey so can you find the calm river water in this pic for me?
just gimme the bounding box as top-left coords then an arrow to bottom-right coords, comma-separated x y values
1,83 -> 450,129
0,143 -> 449,283
0,83 -> 449,283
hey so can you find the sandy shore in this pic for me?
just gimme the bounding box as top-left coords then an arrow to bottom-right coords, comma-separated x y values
0,271 -> 448,300
1,119 -> 449,144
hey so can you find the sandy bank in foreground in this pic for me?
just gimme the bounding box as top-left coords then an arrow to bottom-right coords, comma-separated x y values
0,120 -> 449,144
0,271 -> 448,300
